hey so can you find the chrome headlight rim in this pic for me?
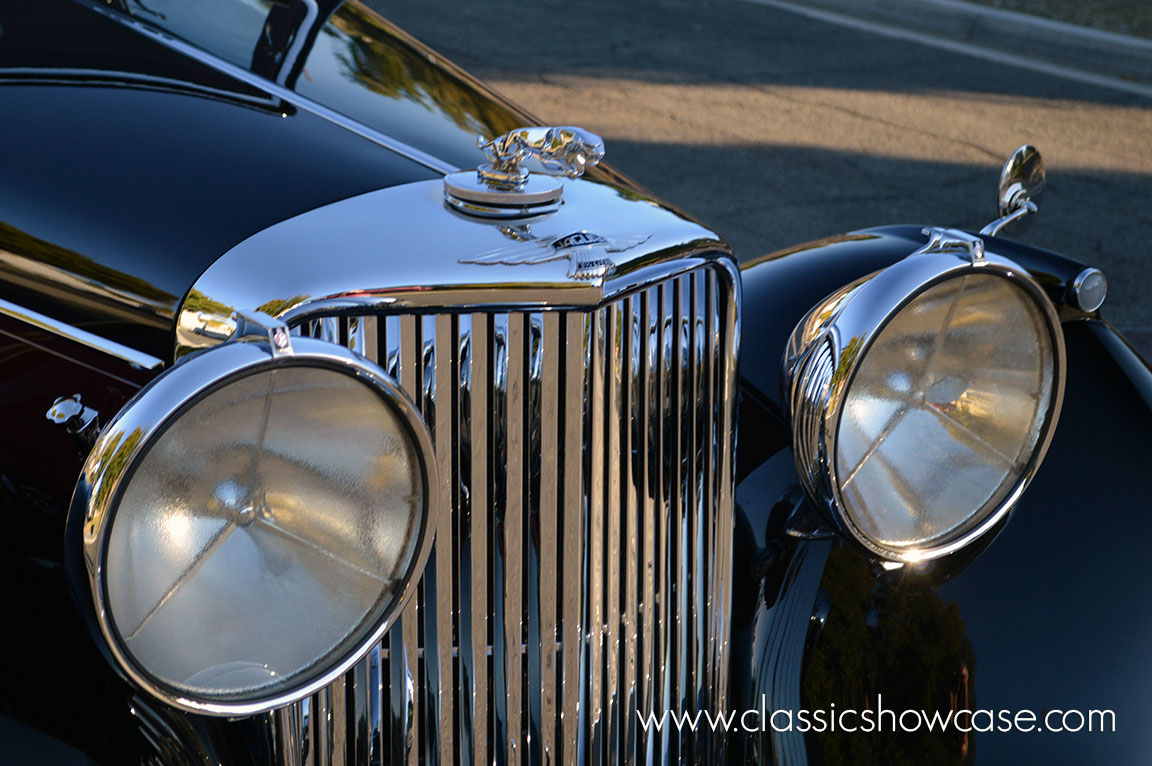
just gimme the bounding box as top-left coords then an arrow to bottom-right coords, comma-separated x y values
787,248 -> 1066,563
79,337 -> 438,716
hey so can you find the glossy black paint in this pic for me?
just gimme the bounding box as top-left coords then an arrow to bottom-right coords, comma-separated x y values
2,0 -> 1148,763
0,2 -> 649,761
0,317 -> 282,765
0,0 -> 449,362
733,236 -> 1152,763
287,0 -> 639,190
0,0 -> 643,362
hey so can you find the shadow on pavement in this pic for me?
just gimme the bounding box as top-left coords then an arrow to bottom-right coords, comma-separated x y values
372,0 -> 1152,328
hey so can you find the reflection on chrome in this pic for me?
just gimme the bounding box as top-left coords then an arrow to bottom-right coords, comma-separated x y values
786,244 -> 1065,563
80,339 -> 438,716
276,260 -> 740,765
838,274 -> 1054,549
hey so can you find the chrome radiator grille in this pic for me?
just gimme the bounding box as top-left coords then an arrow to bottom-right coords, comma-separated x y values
274,263 -> 738,765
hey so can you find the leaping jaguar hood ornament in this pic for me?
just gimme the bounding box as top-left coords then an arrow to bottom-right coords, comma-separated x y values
476,126 -> 606,186
443,126 -> 606,218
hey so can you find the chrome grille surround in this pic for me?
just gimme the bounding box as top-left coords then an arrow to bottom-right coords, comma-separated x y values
271,260 -> 739,766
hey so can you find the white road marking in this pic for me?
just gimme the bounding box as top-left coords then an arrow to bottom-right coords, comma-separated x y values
741,0 -> 1152,100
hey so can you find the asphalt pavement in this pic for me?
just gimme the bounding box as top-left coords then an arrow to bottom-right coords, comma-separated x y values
969,0 -> 1152,39
374,0 -> 1152,331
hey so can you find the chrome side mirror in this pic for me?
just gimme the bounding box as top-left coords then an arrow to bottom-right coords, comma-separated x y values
980,145 -> 1045,237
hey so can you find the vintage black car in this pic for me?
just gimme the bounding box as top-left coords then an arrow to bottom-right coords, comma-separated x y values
2,1 -> 1150,764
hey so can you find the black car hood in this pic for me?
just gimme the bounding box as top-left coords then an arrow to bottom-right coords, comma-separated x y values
0,0 -> 589,363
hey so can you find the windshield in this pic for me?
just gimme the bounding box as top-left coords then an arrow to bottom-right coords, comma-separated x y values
120,0 -> 282,70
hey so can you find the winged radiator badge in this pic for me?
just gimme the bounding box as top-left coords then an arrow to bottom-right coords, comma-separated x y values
459,231 -> 652,281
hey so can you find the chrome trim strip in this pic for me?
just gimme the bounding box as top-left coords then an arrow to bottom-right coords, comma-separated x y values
0,67 -> 283,111
83,1 -> 458,175
0,297 -> 164,370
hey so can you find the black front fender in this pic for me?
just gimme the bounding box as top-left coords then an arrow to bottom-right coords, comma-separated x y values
731,228 -> 1152,763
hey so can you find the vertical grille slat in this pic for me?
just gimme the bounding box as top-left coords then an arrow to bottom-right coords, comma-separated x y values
397,315 -> 421,766
715,269 -> 737,731
355,316 -> 385,766
689,275 -> 706,766
329,677 -> 347,764
312,687 -> 329,765
605,302 -> 622,766
561,312 -> 587,766
433,314 -> 456,766
368,647 -> 382,764
469,313 -> 491,766
539,313 -> 561,766
273,702 -> 303,766
622,295 -> 639,764
588,306 -> 606,766
654,282 -> 671,763
504,313 -> 526,766
522,314 -> 543,766
287,264 -> 737,766
638,288 -> 656,763
671,278 -> 687,763
702,271 -> 716,728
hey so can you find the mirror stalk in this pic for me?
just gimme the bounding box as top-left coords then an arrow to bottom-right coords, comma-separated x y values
980,199 -> 1038,237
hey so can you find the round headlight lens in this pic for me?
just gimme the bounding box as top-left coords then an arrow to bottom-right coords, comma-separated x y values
835,273 -> 1054,552
787,244 -> 1065,562
83,339 -> 435,713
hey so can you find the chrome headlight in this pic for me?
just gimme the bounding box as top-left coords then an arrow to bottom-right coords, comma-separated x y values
80,337 -> 436,715
786,231 -> 1064,562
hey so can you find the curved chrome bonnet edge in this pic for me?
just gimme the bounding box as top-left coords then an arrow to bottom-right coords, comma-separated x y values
176,177 -> 732,360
